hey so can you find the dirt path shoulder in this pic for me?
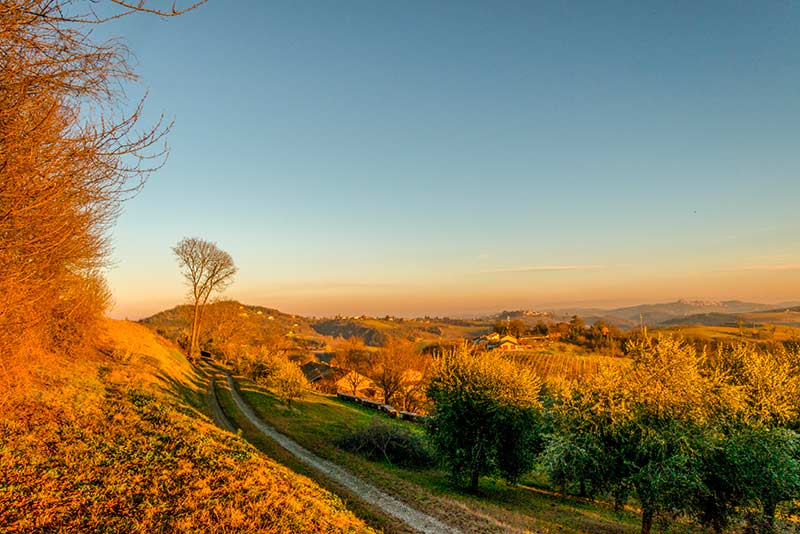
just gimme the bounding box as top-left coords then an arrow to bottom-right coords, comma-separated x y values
223,372 -> 459,534
206,374 -> 236,433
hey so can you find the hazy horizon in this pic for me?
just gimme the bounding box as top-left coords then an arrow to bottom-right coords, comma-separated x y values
103,1 -> 800,319
110,292 -> 800,322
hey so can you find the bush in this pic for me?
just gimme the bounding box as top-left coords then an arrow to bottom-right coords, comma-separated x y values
336,418 -> 435,469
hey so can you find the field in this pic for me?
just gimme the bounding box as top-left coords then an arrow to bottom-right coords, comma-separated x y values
658,324 -> 800,344
0,320 -> 372,533
213,370 -> 697,534
505,342 -> 629,380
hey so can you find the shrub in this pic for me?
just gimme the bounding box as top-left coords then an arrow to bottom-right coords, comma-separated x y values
336,418 -> 435,469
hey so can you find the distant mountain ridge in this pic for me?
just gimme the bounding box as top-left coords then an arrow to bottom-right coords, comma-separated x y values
488,300 -> 792,330
599,299 -> 774,325
143,299 -> 800,339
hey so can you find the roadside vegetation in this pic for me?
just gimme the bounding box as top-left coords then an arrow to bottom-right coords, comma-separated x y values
209,332 -> 800,534
216,371 -> 647,533
0,320 -> 373,533
0,3 -> 369,530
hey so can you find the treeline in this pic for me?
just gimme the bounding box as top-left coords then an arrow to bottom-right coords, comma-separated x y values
425,338 -> 800,534
204,326 -> 432,414
329,337 -> 430,413
494,316 -> 626,354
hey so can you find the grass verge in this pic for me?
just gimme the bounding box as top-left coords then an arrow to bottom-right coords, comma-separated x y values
226,372 -> 673,534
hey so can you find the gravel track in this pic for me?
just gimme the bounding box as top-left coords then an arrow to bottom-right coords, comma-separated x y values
223,372 -> 459,534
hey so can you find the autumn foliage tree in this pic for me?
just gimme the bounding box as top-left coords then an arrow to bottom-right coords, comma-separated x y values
0,1 -> 202,367
371,338 -> 416,406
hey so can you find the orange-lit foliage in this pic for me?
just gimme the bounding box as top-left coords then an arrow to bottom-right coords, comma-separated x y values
508,347 -> 628,382
0,1 -> 176,361
0,320 -> 373,533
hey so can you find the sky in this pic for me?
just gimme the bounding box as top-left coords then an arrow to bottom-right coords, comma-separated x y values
102,0 -> 800,319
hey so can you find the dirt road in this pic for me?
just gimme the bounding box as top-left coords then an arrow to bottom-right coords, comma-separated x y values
223,372 -> 459,534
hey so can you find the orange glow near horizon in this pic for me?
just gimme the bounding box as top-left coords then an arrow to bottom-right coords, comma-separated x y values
109,267 -> 800,320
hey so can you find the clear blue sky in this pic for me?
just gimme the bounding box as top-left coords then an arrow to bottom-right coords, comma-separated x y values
105,0 -> 800,318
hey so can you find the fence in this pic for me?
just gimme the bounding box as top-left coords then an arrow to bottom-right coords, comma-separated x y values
336,392 -> 428,424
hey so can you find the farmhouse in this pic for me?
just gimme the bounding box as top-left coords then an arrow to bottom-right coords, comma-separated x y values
473,331 -> 501,347
300,361 -> 348,394
496,335 -> 519,351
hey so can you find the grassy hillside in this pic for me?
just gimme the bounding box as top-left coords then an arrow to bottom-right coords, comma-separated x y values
663,309 -> 800,329
143,300 -> 492,352
142,301 -> 320,343
658,323 -> 800,344
215,372 -> 668,534
0,320 -> 373,533
312,317 -> 489,347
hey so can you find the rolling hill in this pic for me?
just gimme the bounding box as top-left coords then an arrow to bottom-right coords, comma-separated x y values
0,319 -> 373,533
143,301 -> 493,351
662,308 -> 800,328
554,299 -> 779,328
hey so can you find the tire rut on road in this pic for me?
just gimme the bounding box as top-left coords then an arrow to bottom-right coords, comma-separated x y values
222,372 -> 460,534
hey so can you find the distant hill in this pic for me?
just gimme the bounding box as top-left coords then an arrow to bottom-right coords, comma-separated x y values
663,308 -> 800,328
1,319 -> 373,532
560,299 -> 775,328
661,312 -> 741,327
488,309 -> 638,330
141,301 -> 312,337
312,316 -> 489,347
141,301 -> 322,354
142,301 -> 492,351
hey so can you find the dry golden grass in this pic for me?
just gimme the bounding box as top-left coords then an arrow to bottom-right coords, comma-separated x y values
0,320 -> 373,533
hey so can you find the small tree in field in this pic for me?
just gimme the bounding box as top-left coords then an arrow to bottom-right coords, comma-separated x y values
243,346 -> 286,385
272,361 -> 308,408
173,237 -> 237,359
371,338 -> 416,405
426,347 -> 543,491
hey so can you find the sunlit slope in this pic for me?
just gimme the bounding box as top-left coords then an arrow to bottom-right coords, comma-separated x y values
0,319 -> 373,533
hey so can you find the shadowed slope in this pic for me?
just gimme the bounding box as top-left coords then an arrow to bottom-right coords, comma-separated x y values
0,320 -> 373,533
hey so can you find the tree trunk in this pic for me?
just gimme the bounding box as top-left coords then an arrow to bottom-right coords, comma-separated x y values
641,507 -> 654,534
195,304 -> 206,358
763,501 -> 776,534
190,300 -> 201,359
469,441 -> 484,493
469,466 -> 480,493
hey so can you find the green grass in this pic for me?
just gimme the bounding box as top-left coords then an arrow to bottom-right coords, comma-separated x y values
227,372 -> 685,534
209,367 -> 414,534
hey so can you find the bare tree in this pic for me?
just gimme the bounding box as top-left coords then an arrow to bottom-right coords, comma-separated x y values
331,337 -> 373,395
173,238 -> 237,359
371,338 -> 417,406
